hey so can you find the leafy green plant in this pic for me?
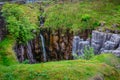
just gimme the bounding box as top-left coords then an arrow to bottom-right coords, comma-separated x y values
27,71 -> 49,80
43,2 -> 100,33
64,76 -> 70,80
91,53 -> 120,68
22,59 -> 29,64
72,54 -> 81,59
81,14 -> 91,21
73,46 -> 94,60
43,1 -> 120,33
4,72 -> 15,80
2,3 -> 39,44
83,46 -> 95,60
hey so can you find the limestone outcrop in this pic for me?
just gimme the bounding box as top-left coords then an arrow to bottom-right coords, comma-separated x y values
72,31 -> 120,57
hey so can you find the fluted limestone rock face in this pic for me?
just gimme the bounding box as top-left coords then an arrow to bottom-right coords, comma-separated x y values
15,42 -> 36,63
100,33 -> 120,57
112,50 -> 120,57
102,41 -> 116,50
72,36 -> 90,57
14,44 -> 24,63
110,34 -> 120,43
91,31 -> 112,54
102,50 -> 120,57
15,30 -> 73,63
101,46 -> 120,57
72,36 -> 80,55
78,41 -> 90,56
91,31 -> 120,57
72,31 -> 120,57
26,42 -> 36,63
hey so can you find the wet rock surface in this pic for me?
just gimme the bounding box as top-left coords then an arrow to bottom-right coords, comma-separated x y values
12,30 -> 120,63
14,29 -> 74,63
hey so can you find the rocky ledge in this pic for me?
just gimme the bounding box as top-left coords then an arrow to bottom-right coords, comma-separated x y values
72,30 -> 120,57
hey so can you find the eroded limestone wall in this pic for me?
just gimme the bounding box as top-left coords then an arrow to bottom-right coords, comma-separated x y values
72,31 -> 120,57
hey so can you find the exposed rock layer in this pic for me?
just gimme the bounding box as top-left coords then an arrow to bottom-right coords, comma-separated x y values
72,31 -> 120,57
1,21 -> 120,63
14,30 -> 74,63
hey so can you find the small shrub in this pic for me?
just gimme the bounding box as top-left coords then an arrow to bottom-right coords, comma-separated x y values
64,76 -> 70,80
44,3 -> 99,33
91,53 -> 120,68
72,54 -> 81,59
4,72 -> 15,80
81,14 -> 91,21
83,46 -> 95,60
27,71 -> 49,80
72,46 -> 95,60
22,59 -> 29,64
2,3 -> 39,44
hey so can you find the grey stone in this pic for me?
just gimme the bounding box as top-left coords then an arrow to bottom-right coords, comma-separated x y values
26,42 -> 36,63
72,30 -> 120,57
72,36 -> 80,56
112,24 -> 119,28
78,41 -> 90,56
112,50 -> 120,57
110,34 -> 120,46
101,50 -> 113,53
101,50 -> 120,57
100,22 -> 106,27
106,29 -> 111,33
91,31 -> 108,54
15,45 -> 24,63
101,41 -> 116,50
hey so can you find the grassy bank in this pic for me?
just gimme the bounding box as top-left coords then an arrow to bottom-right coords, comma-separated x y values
44,0 -> 120,33
0,1 -> 120,80
0,36 -> 18,66
0,37 -> 119,80
0,54 -> 120,80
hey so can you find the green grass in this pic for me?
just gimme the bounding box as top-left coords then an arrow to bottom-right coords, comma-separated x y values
0,37 -> 119,80
91,53 -> 120,68
0,36 -> 18,66
44,0 -> 120,33
0,1 -> 120,80
0,54 -> 120,80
